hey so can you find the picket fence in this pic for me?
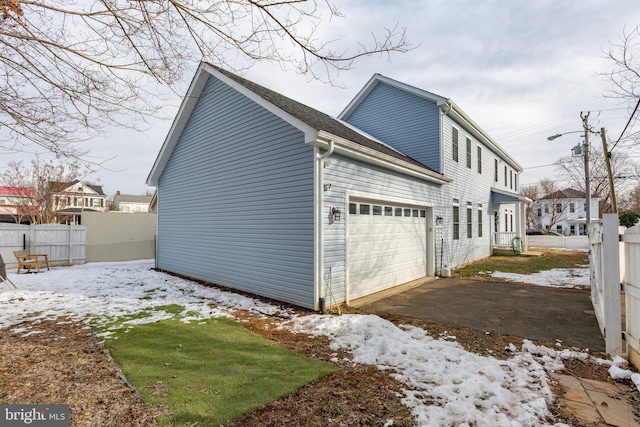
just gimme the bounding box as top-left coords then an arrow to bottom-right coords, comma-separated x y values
0,223 -> 86,268
589,214 -> 640,369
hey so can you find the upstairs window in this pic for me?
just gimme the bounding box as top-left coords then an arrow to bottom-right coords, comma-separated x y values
504,166 -> 507,186
466,138 -> 472,168
509,170 -> 513,189
494,159 -> 498,182
452,128 -> 459,162
477,146 -> 482,173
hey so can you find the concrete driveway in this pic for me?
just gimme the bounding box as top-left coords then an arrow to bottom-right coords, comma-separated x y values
359,278 -> 605,352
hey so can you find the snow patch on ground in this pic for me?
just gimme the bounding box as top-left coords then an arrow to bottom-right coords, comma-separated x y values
0,260 -> 628,424
491,267 -> 589,288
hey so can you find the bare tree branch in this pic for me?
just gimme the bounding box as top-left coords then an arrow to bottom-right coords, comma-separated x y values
0,0 -> 412,158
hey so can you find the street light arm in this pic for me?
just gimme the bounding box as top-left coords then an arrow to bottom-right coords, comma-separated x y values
546,129 -> 597,141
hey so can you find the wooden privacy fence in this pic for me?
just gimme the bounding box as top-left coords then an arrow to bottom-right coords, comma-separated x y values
589,213 -> 640,369
0,223 -> 86,268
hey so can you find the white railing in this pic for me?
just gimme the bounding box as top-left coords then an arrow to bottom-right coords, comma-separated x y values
0,223 -> 86,268
493,232 -> 516,247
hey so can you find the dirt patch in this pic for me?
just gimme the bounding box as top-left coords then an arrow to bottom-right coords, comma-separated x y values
0,309 -> 636,427
0,320 -> 163,426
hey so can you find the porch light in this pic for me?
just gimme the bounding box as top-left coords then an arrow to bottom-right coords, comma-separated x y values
436,216 -> 443,225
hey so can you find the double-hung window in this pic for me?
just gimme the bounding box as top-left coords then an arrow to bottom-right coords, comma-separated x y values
453,199 -> 460,240
467,202 -> 473,238
452,128 -> 459,162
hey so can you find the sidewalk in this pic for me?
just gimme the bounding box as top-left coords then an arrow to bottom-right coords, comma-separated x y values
552,373 -> 639,426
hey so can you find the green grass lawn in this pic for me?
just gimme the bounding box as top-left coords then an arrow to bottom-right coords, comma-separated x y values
106,317 -> 337,426
453,250 -> 589,277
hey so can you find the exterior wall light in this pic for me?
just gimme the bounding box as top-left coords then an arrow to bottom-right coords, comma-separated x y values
436,216 -> 443,225
331,207 -> 341,221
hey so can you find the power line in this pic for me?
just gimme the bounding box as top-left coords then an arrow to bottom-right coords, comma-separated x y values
610,98 -> 640,151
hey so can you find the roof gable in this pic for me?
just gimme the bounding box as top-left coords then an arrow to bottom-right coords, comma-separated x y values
339,74 -> 523,172
51,180 -> 105,196
339,74 -> 448,120
148,63 -> 445,186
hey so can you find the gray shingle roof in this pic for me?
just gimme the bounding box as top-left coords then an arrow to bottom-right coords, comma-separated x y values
209,64 -> 436,172
542,188 -> 586,200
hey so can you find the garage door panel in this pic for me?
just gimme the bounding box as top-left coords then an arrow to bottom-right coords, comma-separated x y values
348,201 -> 428,300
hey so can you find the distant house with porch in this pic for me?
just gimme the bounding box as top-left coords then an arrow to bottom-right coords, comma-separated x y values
529,188 -> 600,236
147,63 -> 525,310
51,180 -> 108,225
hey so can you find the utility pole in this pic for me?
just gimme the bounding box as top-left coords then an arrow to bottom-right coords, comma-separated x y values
600,127 -> 618,213
581,112 -> 591,234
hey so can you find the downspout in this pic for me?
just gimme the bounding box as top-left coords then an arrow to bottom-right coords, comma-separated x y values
317,140 -> 334,314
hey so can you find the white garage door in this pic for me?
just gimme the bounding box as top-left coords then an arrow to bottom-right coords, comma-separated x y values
348,200 -> 427,300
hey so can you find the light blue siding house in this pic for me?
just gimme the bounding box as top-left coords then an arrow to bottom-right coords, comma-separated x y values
147,63 -> 524,310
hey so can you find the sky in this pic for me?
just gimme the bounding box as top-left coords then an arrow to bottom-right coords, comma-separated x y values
2,259 -> 637,425
2,1 -> 640,197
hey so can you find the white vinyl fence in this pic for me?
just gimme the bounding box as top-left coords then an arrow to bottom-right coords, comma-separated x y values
527,235 -> 589,250
620,222 -> 640,369
589,213 -> 640,369
0,223 -> 86,269
588,215 -> 622,357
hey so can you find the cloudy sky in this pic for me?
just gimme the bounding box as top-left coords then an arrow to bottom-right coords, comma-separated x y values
3,0 -> 640,197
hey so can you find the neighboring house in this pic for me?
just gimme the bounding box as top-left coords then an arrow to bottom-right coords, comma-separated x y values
146,63 -> 524,310
111,191 -> 153,212
530,188 -> 600,236
52,180 -> 108,224
0,186 -> 37,223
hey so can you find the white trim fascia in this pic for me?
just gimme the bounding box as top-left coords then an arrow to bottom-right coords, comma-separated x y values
312,131 -> 451,185
313,145 -> 322,311
338,74 -> 448,120
146,64 -> 210,186
444,100 -> 523,172
146,63 -> 319,186
491,187 -> 529,202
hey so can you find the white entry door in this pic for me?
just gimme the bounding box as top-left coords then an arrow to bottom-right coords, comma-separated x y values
348,201 -> 427,300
